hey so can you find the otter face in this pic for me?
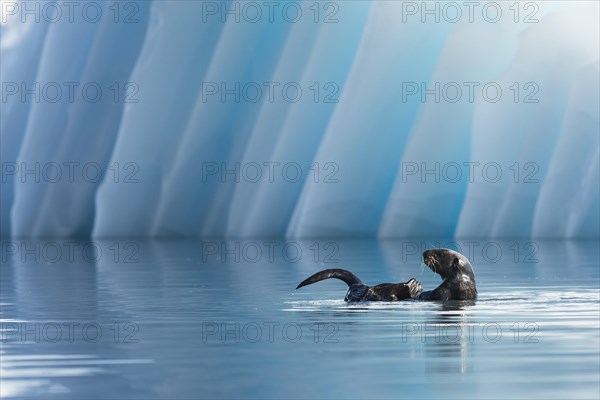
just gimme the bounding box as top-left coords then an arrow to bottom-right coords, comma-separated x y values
423,248 -> 475,282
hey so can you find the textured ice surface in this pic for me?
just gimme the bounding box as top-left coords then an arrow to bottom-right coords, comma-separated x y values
1,1 -> 598,238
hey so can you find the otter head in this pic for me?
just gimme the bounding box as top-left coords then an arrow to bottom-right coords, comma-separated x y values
423,248 -> 476,283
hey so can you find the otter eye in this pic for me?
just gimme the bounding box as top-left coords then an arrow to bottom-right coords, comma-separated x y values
453,257 -> 460,267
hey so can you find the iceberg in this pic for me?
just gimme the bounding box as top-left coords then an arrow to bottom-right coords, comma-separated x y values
1,1 -> 598,238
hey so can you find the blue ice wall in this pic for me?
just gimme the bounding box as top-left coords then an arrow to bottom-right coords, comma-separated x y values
1,1 -> 598,238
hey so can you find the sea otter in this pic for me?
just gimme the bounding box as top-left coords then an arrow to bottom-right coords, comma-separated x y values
295,249 -> 477,302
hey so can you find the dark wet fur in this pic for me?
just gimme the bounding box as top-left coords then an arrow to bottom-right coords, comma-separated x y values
296,269 -> 423,302
346,280 -> 423,302
418,249 -> 477,301
296,249 -> 477,302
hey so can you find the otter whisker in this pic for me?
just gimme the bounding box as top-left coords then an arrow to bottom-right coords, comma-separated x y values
429,259 -> 436,275
432,258 -> 441,276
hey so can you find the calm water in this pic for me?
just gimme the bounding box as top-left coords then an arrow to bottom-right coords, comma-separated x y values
1,239 -> 598,399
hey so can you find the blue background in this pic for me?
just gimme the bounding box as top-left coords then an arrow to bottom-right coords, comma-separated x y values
1,0 -> 598,238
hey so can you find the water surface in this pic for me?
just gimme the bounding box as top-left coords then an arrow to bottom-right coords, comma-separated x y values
1,239 -> 598,399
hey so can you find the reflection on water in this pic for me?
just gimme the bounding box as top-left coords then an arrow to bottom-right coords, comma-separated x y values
1,239 -> 598,399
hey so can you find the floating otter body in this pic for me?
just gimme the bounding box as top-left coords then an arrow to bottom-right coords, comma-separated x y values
296,249 -> 477,302
296,269 -> 423,302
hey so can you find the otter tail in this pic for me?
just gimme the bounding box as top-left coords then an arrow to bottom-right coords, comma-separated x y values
296,269 -> 364,289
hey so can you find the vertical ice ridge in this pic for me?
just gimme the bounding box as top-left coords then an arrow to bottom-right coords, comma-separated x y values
0,18 -> 49,235
289,2 -> 450,238
31,1 -> 151,237
11,13 -> 101,236
94,1 -> 227,237
226,1 -> 372,238
224,19 -> 323,237
532,62 -> 600,237
380,16 -> 517,238
489,11 -> 599,238
147,12 -> 291,237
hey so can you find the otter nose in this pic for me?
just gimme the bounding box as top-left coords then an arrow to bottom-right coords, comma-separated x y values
423,250 -> 435,265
